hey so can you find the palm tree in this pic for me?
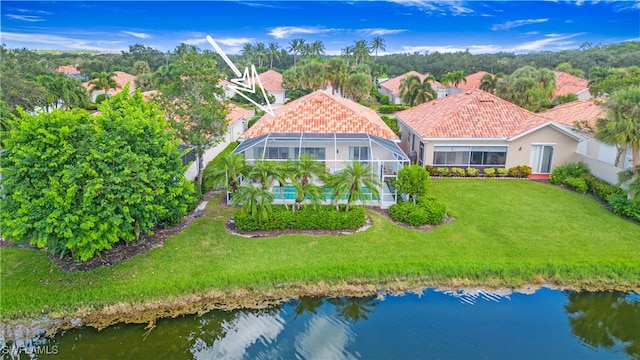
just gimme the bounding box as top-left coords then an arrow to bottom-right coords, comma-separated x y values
268,42 -> 280,69
231,184 -> 274,224
152,64 -> 177,87
353,40 -> 370,66
596,86 -> 640,191
310,41 -> 325,57
289,153 -> 327,186
341,46 -> 354,67
292,181 -> 324,212
300,62 -> 327,90
332,161 -> 381,211
204,151 -> 248,195
399,74 -> 436,106
254,42 -> 268,68
132,60 -> 151,76
370,36 -> 386,60
241,43 -> 254,64
248,159 -> 279,190
88,71 -> 117,99
441,70 -> 467,88
326,58 -> 348,95
480,73 -> 503,94
287,38 -> 305,67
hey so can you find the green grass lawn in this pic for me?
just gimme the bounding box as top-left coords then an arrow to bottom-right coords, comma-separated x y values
1,179 -> 639,318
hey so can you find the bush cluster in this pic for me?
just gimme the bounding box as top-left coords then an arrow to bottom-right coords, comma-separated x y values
234,205 -> 366,231
550,162 -> 590,185
607,194 -> 640,222
508,165 -> 532,178
389,198 -> 446,226
582,174 -> 625,199
380,115 -> 400,137
378,104 -> 410,114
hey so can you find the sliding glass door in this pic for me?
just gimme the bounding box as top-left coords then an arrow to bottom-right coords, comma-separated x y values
530,144 -> 554,173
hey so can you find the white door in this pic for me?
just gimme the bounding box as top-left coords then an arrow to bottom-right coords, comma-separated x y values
530,144 -> 555,173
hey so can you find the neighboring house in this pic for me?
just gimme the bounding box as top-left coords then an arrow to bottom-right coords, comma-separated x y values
396,89 -> 584,177
233,90 -> 410,207
218,70 -> 286,106
378,71 -> 459,105
82,71 -> 137,102
540,99 -> 631,184
55,65 -> 89,81
554,71 -> 591,101
456,71 -> 490,92
183,104 -> 253,181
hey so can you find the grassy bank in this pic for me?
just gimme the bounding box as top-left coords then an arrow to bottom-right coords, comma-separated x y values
1,179 -> 639,320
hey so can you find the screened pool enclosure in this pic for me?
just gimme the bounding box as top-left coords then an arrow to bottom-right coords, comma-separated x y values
232,133 -> 411,208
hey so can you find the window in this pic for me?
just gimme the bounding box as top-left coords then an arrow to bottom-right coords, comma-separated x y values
419,142 -> 425,166
254,147 -> 290,160
530,145 -> 554,173
349,146 -> 370,165
294,147 -> 326,160
433,146 -> 507,167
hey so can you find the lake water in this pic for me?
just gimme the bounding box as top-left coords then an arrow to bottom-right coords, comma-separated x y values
4,288 -> 639,359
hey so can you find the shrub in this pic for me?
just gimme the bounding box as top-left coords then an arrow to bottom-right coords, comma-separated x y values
607,194 -> 640,222
496,168 -> 509,176
483,168 -> 496,177
389,202 -> 412,223
424,165 -> 436,176
389,199 -> 446,226
234,205 -> 366,231
565,177 -> 588,194
407,207 -> 429,226
550,162 -> 590,185
508,165 -> 532,178
436,167 -> 450,177
418,198 -> 447,225
450,167 -> 466,177
378,104 -> 410,114
380,95 -> 390,105
380,115 -> 400,137
582,174 -> 624,201
466,168 -> 479,177
95,93 -> 107,103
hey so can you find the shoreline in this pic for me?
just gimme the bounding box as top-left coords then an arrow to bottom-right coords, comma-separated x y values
2,277 -> 638,344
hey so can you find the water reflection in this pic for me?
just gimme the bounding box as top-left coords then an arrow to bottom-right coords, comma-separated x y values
9,288 -> 640,359
566,291 -> 640,358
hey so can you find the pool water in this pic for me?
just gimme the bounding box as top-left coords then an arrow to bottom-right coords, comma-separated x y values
271,185 -> 379,201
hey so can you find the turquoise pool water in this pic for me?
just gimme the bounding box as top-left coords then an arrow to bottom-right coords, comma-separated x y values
271,185 -> 378,201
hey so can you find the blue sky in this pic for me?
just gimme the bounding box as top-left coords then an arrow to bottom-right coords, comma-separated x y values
1,1 -> 638,55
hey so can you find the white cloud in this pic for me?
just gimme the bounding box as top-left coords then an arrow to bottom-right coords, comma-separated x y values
492,18 -> 548,31
402,44 -> 502,54
509,33 -> 582,52
121,31 -> 151,39
268,26 -> 334,39
6,14 -> 44,22
387,0 -> 474,15
183,37 -> 208,46
216,37 -> 254,46
0,32 -> 125,51
357,28 -> 406,36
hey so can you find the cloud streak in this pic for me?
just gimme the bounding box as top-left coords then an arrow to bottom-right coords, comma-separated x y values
492,18 -> 548,31
121,31 -> 151,39
387,0 -> 474,15
268,26 -> 334,39
358,28 -> 406,36
0,32 -> 125,51
6,14 -> 45,22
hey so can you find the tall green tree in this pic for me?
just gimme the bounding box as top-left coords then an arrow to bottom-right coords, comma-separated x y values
268,42 -> 280,69
300,62 -> 327,90
496,66 -> 556,112
479,73 -> 502,94
370,36 -> 386,60
332,161 -> 381,211
596,86 -> 640,191
344,72 -> 372,102
287,38 -> 306,68
326,58 -> 348,95
393,165 -> 430,204
0,89 -> 194,261
88,71 -> 118,99
254,42 -> 268,68
441,70 -> 467,88
159,44 -> 229,189
353,40 -> 370,66
204,151 -> 248,194
399,74 -> 436,106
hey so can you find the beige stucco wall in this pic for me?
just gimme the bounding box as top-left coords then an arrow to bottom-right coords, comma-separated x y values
508,126 -> 581,171
423,139 -> 509,166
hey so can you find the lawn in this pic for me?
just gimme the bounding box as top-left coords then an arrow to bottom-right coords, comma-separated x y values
1,179 -> 639,318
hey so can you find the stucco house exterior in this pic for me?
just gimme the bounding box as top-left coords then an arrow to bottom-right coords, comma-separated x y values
379,71 -> 459,104
233,90 -> 409,207
540,99 -> 632,184
396,89 -> 584,176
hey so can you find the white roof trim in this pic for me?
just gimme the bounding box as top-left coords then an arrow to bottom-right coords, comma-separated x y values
509,121 -> 585,142
424,137 -> 508,141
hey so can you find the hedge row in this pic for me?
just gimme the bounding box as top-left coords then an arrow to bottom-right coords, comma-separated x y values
425,165 -> 531,178
389,198 -> 446,226
550,162 -> 638,222
378,104 -> 411,114
234,205 -> 366,231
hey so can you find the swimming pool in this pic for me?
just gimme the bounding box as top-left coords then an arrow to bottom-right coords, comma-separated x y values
271,185 -> 379,201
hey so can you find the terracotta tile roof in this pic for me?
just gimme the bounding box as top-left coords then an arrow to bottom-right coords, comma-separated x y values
380,71 -> 437,96
142,90 -> 159,102
256,70 -> 285,93
226,104 -> 253,125
457,71 -> 490,91
82,71 -> 136,94
396,88 -> 551,139
56,65 -> 80,75
540,99 -> 606,127
554,71 -> 589,97
242,90 -> 398,140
